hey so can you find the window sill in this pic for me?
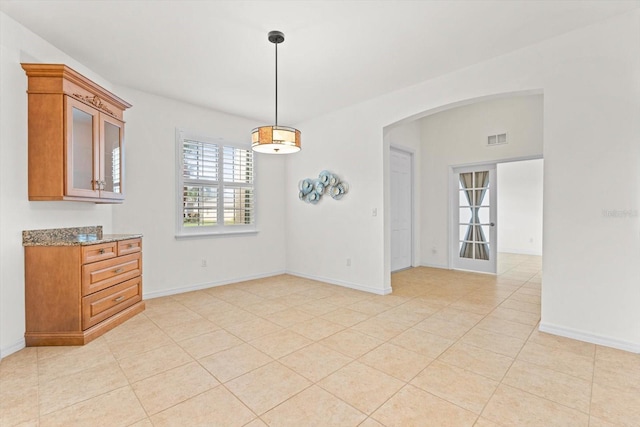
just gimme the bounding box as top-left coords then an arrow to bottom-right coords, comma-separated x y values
175,230 -> 258,240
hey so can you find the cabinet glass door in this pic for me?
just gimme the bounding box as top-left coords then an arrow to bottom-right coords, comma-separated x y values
65,97 -> 100,198
100,115 -> 124,199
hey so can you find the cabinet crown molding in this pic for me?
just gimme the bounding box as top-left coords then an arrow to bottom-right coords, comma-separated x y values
21,63 -> 132,111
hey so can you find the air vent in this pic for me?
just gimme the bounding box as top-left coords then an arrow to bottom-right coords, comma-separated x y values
487,133 -> 507,146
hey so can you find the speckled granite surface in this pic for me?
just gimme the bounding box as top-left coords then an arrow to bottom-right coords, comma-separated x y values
23,225 -> 141,246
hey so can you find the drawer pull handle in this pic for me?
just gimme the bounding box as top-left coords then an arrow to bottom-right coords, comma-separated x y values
113,296 -> 125,302
113,268 -> 124,274
98,248 -> 105,254
128,244 -> 133,249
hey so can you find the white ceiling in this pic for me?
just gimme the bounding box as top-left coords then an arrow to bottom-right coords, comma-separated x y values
2,0 -> 639,125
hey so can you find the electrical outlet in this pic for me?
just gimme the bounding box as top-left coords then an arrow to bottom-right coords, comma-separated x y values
201,259 -> 207,267
346,258 -> 351,267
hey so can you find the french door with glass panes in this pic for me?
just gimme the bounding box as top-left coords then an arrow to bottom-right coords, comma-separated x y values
451,164 -> 497,274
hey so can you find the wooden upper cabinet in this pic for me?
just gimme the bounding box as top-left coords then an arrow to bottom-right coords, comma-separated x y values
22,64 -> 131,203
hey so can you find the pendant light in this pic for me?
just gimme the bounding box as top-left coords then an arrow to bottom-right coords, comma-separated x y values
251,30 -> 301,154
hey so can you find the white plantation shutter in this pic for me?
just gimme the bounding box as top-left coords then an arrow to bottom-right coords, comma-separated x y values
182,139 -> 219,227
222,146 -> 254,225
183,185 -> 217,226
183,139 -> 218,181
177,130 -> 255,236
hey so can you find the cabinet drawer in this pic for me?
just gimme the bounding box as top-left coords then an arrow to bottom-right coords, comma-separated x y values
82,242 -> 117,264
118,238 -> 141,256
82,252 -> 142,296
82,276 -> 142,329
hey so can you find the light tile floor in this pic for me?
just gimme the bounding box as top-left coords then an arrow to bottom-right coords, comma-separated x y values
1,253 -> 639,426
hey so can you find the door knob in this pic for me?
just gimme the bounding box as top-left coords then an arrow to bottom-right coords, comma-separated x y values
490,222 -> 496,227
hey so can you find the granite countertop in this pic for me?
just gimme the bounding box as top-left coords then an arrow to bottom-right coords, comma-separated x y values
23,225 -> 142,246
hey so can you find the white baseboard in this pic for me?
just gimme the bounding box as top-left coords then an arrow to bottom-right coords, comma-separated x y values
1,338 -> 26,359
145,270 -> 391,300
420,262 -> 450,270
499,247 -> 543,256
143,270 -> 286,300
539,322 -> 640,354
286,271 -> 392,295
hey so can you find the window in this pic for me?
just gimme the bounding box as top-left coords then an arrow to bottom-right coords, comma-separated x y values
176,129 -> 255,237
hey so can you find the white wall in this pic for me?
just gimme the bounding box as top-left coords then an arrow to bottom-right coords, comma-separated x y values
287,10 -> 640,351
0,13 -> 117,357
497,159 -> 544,256
285,111 -> 388,292
419,95 -> 543,268
537,10 -> 640,351
0,12 -> 287,358
111,86 -> 287,297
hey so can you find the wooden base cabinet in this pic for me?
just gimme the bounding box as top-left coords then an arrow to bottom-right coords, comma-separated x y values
24,238 -> 145,346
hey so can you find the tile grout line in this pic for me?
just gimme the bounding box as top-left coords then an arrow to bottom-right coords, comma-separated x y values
468,258 -> 542,426
27,255 -> 623,427
587,345 -> 598,424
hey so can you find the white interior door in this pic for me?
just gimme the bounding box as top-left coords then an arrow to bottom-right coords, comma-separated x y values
390,147 -> 413,272
451,164 -> 497,273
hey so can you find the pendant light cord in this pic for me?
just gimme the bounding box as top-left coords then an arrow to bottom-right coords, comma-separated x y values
275,41 -> 278,126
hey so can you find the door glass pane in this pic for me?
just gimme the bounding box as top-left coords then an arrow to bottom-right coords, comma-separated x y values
477,207 -> 490,224
459,241 -> 472,258
468,224 -> 478,241
482,225 -> 491,242
475,171 -> 489,188
72,108 -> 94,190
459,172 -> 472,190
475,242 -> 490,260
459,208 -> 472,223
459,225 -> 469,241
459,190 -> 470,206
480,188 -> 490,206
103,122 -> 121,193
460,241 -> 473,259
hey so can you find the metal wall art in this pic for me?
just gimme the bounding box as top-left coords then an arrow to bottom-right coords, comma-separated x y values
298,170 -> 349,204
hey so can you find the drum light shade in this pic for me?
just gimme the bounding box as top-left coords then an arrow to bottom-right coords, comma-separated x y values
251,125 -> 301,154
